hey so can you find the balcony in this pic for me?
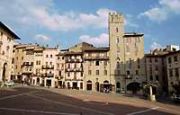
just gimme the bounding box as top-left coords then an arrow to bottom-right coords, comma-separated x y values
22,62 -> 33,66
42,65 -> 54,69
65,68 -> 83,72
65,58 -> 82,63
65,78 -> 83,81
72,77 -> 83,81
42,73 -> 54,77
22,69 -> 33,74
84,56 -> 109,60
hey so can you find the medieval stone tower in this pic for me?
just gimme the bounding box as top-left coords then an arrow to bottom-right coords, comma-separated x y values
109,12 -> 145,92
109,12 -> 125,91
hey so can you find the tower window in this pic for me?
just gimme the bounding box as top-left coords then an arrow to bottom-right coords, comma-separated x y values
116,27 -> 118,32
12,58 -> 14,64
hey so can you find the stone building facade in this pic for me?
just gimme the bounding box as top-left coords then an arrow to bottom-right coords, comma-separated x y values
2,12 -> 180,96
145,45 -> 180,95
166,51 -> 180,94
11,12 -> 146,93
83,47 -> 110,92
42,48 -> 59,87
13,44 -> 59,87
0,21 -> 20,82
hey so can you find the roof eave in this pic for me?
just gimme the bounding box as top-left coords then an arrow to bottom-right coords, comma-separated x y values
0,21 -> 21,39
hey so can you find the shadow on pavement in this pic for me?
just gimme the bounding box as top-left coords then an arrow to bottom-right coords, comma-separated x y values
0,86 -> 176,115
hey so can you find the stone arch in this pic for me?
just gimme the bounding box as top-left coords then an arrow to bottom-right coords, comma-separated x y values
103,80 -> 109,84
127,82 -> 141,94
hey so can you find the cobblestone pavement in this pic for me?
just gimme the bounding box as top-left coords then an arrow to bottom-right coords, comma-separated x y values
0,86 -> 179,115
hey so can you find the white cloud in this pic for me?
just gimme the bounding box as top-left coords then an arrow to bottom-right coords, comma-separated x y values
150,41 -> 162,50
140,8 -> 168,22
0,0 -> 117,31
79,33 -> 109,46
29,8 -> 115,31
160,0 -> 180,14
139,0 -> 180,22
35,34 -> 50,41
0,0 -> 139,32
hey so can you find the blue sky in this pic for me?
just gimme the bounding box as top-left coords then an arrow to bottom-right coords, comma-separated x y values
0,0 -> 180,52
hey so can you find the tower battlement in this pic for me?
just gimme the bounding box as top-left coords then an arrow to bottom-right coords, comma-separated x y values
108,12 -> 124,23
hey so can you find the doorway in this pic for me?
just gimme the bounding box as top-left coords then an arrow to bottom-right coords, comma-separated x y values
46,79 -> 51,87
116,82 -> 121,93
72,82 -> 78,89
87,80 -> 92,91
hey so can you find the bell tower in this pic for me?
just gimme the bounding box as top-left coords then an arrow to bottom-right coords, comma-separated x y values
108,12 -> 125,89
